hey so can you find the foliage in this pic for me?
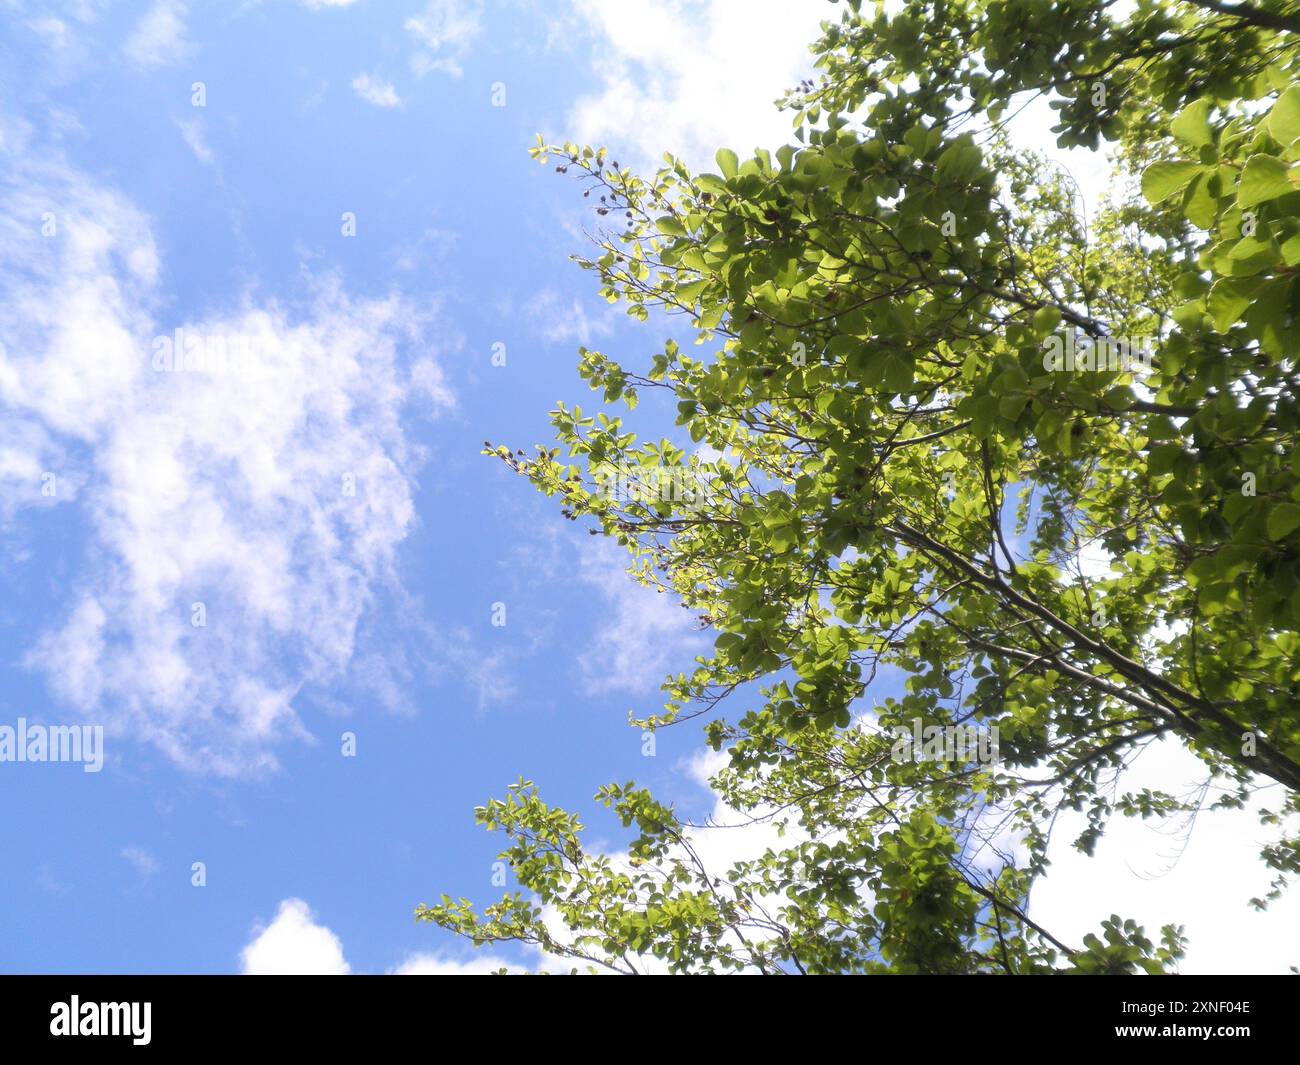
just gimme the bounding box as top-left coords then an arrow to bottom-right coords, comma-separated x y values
419,0 -> 1300,973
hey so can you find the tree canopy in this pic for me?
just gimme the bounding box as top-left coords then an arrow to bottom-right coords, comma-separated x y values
419,0 -> 1300,973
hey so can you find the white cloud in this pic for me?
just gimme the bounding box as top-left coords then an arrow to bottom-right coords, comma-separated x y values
351,74 -> 403,109
240,899 -> 351,975
390,952 -> 514,974
175,117 -> 214,165
1038,545 -> 1293,971
1030,738 -> 1300,973
28,17 -> 71,50
409,356 -> 454,412
576,540 -> 706,694
302,0 -> 361,8
239,898 -> 511,974
567,0 -> 826,171
120,846 -> 159,879
22,5 -> 110,86
0,148 -> 449,775
525,288 -> 612,347
406,0 -> 482,79
123,1 -> 188,71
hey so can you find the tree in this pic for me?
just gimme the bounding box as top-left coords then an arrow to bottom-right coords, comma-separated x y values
418,0 -> 1300,973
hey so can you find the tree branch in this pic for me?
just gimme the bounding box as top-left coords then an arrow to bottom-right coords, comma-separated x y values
1183,0 -> 1300,35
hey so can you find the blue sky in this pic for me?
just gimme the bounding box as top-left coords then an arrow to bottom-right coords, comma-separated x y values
0,0 -> 1295,975
0,0 -> 799,975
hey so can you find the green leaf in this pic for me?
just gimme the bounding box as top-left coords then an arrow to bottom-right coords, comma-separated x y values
1032,305 -> 1062,337
1267,86 -> 1300,147
715,148 -> 739,181
1102,386 -> 1134,410
1141,161 -> 1201,204
1267,502 -> 1300,540
1237,154 -> 1295,208
878,352 -> 915,392
1207,276 -> 1266,331
998,393 -> 1029,419
1183,172 -> 1219,229
1171,98 -> 1214,148
1244,276 -> 1300,356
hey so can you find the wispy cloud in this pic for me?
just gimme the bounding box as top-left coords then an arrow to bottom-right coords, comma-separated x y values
351,73 -> 403,109
406,0 -> 482,79
27,17 -> 71,50
123,0 -> 189,71
525,288 -> 613,348
120,846 -> 160,879
0,150 -> 451,775
576,540 -> 706,695
175,117 -> 214,164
